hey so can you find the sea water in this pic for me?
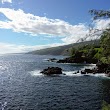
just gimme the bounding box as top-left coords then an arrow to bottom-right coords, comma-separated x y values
0,54 -> 109,110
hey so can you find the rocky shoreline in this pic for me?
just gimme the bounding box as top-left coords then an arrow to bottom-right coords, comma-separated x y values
40,66 -> 110,77
57,56 -> 98,64
44,57 -> 110,77
57,57 -> 110,76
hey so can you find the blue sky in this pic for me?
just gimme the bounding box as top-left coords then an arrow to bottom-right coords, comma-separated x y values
0,0 -> 110,54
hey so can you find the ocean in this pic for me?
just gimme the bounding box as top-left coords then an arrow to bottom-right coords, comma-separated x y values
0,54 -> 110,110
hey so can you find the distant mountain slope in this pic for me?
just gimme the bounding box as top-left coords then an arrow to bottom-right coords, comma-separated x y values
27,40 -> 100,55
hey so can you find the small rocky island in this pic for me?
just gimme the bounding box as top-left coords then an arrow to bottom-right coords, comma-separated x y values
40,67 -> 62,75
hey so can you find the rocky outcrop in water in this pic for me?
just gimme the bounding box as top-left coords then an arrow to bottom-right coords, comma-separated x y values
45,58 -> 57,62
57,57 -> 75,63
40,67 -> 62,75
80,62 -> 110,76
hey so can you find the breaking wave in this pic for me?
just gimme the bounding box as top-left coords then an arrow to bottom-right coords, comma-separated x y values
30,70 -> 43,76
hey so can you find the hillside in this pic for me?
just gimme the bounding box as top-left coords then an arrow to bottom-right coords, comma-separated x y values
27,40 -> 100,56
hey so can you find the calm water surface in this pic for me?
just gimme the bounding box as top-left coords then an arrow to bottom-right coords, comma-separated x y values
0,54 -> 109,110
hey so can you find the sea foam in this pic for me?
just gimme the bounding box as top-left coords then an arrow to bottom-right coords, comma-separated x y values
30,70 -> 43,76
29,69 -> 110,79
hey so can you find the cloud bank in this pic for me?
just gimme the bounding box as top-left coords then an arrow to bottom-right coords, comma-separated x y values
0,42 -> 65,54
0,8 -> 110,44
0,8 -> 110,54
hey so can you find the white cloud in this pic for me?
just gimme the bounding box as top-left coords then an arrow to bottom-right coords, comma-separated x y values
1,0 -> 12,3
0,8 -> 110,45
61,24 -> 89,43
0,42 -> 64,54
0,8 -> 89,44
94,19 -> 110,30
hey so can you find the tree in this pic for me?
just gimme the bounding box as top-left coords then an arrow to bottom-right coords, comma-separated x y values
89,9 -> 110,20
70,48 -> 76,57
89,9 -> 110,64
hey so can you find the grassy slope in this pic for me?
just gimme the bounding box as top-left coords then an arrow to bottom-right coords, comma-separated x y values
27,40 -> 99,55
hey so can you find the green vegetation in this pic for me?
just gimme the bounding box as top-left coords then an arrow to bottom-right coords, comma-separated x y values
69,9 -> 110,65
28,40 -> 99,56
70,44 -> 99,63
99,30 -> 110,64
102,101 -> 110,110
70,30 -> 110,64
89,10 -> 110,64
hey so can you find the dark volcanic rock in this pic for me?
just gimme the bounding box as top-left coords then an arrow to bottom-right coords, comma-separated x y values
81,68 -> 96,74
81,62 -> 110,75
107,72 -> 110,77
41,67 -> 62,75
45,58 -> 57,62
57,56 -> 98,64
57,57 -> 75,63
48,58 -> 57,62
57,56 -> 85,63
84,69 -> 95,74
81,70 -> 86,74
96,61 -> 108,73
